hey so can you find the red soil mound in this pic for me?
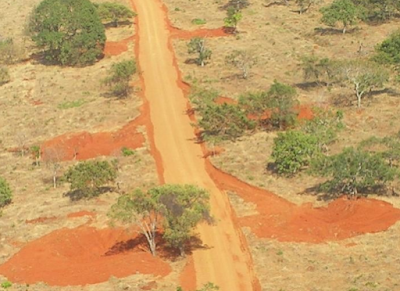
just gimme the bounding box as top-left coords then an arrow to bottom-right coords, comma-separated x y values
41,119 -> 144,161
179,255 -> 196,291
0,226 -> 171,286
206,162 -> 400,243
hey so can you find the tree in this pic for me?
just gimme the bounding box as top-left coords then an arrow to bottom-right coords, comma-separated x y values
374,30 -> 400,65
352,0 -> 400,22
0,177 -> 12,208
271,130 -> 320,175
198,103 -> 255,141
320,0 -> 359,33
266,81 -> 298,129
42,147 -> 65,188
103,60 -> 137,97
310,147 -> 397,198
224,7 -> 243,34
29,0 -> 106,66
63,160 -> 117,199
336,60 -> 389,107
109,184 -> 211,256
187,38 -> 212,67
95,2 -> 137,27
299,55 -> 335,85
225,50 -> 257,79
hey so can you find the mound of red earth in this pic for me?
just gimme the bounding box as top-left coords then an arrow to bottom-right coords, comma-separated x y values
206,162 -> 400,243
41,120 -> 144,161
0,226 -> 171,286
104,35 -> 135,56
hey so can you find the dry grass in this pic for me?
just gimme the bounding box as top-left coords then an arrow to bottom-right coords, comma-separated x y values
163,0 -> 400,290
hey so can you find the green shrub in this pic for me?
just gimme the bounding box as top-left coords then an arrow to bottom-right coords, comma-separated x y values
57,99 -> 87,110
121,147 -> 136,156
103,60 -> 137,97
191,18 -> 207,25
198,103 -> 255,141
271,130 -> 319,175
0,67 -> 10,86
29,0 -> 106,66
310,147 -> 397,197
95,2 -> 136,27
374,30 -> 400,65
0,177 -> 12,208
0,38 -> 20,65
63,160 -> 117,199
1,280 -> 12,289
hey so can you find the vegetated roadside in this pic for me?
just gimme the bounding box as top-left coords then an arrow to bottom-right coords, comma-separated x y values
0,0 -> 190,290
163,0 -> 400,289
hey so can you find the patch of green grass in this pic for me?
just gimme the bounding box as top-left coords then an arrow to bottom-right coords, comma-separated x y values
191,18 -> 206,25
121,147 -> 136,157
58,99 -> 87,110
1,280 -> 12,289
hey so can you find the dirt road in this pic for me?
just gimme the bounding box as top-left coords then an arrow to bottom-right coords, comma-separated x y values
132,0 -> 259,289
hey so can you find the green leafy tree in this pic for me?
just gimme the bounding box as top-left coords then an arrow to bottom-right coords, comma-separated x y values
266,81 -> 298,129
29,0 -> 106,66
95,2 -> 136,27
320,0 -> 359,33
109,184 -> 211,256
0,177 -> 12,208
198,103 -> 255,141
239,81 -> 298,130
225,50 -> 257,79
374,30 -> 400,65
271,130 -> 319,175
103,59 -> 137,97
187,37 -> 212,67
63,160 -> 117,199
224,7 -> 242,34
310,147 -> 397,198
0,67 -> 10,86
352,0 -> 400,22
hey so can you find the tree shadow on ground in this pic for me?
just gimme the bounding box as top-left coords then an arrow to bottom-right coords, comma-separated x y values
295,81 -> 328,90
314,27 -> 360,36
104,232 -> 210,261
63,186 -> 115,201
103,20 -> 133,29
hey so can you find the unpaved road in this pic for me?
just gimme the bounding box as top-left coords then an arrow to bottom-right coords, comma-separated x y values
132,0 -> 259,289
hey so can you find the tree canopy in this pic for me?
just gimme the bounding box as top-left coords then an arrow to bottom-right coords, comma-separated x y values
109,184 -> 211,256
95,2 -> 136,27
320,0 -> 359,33
63,160 -> 117,200
29,0 -> 106,66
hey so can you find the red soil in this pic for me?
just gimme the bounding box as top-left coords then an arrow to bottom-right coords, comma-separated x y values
104,36 -> 135,56
205,162 -> 400,243
41,118 -> 145,161
179,255 -> 197,291
67,211 -> 96,219
0,226 -> 171,286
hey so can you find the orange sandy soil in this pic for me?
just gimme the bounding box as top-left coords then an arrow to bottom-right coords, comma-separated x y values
0,226 -> 171,286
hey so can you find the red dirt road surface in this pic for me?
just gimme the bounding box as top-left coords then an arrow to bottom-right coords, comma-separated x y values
0,227 -> 171,286
133,0 -> 260,289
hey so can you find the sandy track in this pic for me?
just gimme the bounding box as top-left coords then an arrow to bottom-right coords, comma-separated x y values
132,0 -> 259,289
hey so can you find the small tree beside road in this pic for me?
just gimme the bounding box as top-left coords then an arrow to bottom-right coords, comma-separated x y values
109,184 -> 211,256
187,38 -> 212,67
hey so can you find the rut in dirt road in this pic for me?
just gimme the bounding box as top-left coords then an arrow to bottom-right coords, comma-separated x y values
131,0 -> 260,290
